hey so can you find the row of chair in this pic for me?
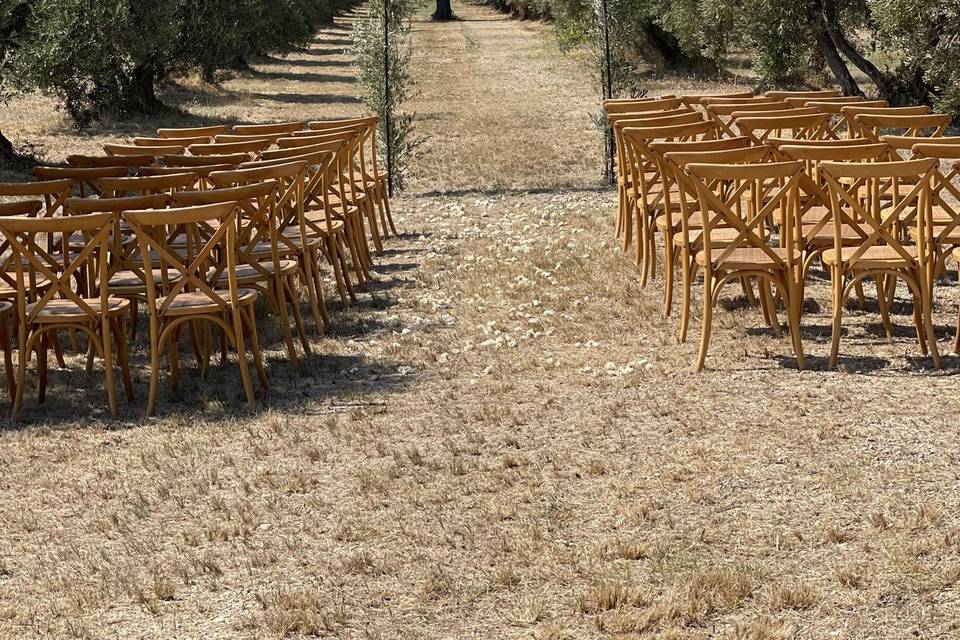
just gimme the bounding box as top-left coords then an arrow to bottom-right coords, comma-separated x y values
605,89 -> 960,371
0,117 -> 398,416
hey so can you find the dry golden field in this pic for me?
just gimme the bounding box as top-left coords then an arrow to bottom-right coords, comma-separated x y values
0,3 -> 959,640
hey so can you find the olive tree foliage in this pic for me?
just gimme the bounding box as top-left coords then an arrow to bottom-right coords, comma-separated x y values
352,0 -> 419,192
9,0 -> 348,126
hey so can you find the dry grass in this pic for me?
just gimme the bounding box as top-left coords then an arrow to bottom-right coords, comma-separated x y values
0,3 -> 960,639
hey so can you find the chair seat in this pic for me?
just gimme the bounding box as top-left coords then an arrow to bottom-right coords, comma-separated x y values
822,245 -> 917,267
287,217 -> 345,239
26,297 -> 130,322
107,269 -> 182,295
696,246 -> 788,269
0,273 -> 53,299
155,288 -> 258,316
802,224 -> 865,246
776,205 -> 831,227
676,227 -> 747,248
657,209 -> 704,231
217,260 -> 299,284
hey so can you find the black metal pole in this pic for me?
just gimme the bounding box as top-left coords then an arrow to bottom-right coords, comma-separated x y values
384,0 -> 394,197
600,0 -> 614,185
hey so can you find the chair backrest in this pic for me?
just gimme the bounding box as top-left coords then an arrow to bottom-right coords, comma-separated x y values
702,96 -> 780,106
173,182 -> 279,273
67,154 -> 155,169
682,159 -> 804,273
98,172 -> 200,198
765,88 -> 842,100
124,203 -> 240,318
820,158 -> 939,268
679,91 -> 754,108
603,97 -> 684,114
156,125 -> 228,139
214,133 -> 280,145
841,104 -> 932,139
0,212 -> 113,325
32,166 -> 128,198
210,162 -> 314,248
705,101 -> 792,137
910,143 -> 960,246
734,112 -> 832,144
104,143 -> 184,157
234,121 -> 305,136
188,140 -> 270,158
854,113 -> 952,141
140,164 -> 234,188
162,153 -> 250,168
134,136 -> 211,148
784,96 -> 874,108
0,200 -> 43,218
0,179 -> 73,217
881,135 -> 960,152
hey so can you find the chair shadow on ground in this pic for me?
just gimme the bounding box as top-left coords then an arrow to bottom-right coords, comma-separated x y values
2,242 -> 428,428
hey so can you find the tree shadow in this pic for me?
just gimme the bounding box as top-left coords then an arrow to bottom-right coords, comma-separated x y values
247,70 -> 357,84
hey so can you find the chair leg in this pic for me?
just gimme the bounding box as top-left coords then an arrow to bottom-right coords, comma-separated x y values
875,275 -> 894,342
37,333 -> 48,405
0,314 -> 14,399
695,271 -> 714,373
273,276 -> 299,364
364,198 -> 384,254
231,308 -> 256,409
244,305 -> 269,391
146,320 -> 161,417
760,280 -> 782,338
285,275 -> 312,354
919,272 -> 942,369
114,316 -> 134,402
786,277 -> 805,370
830,268 -> 844,369
383,188 -> 398,235
101,318 -> 118,418
169,325 -> 181,393
662,236 -> 674,317
679,253 -> 693,344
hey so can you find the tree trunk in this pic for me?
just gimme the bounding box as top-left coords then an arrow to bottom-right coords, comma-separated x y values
813,17 -> 863,97
125,63 -> 164,114
639,20 -> 714,72
0,129 -> 14,165
820,0 -> 896,99
433,0 -> 453,20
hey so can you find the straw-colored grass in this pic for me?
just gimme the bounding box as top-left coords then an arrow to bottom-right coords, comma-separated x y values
0,3 -> 959,639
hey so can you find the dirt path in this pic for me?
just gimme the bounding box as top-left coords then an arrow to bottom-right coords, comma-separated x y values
405,3 -> 602,193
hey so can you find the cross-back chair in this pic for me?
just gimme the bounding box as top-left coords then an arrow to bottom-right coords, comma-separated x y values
819,158 -> 942,368
234,121 -> 305,136
176,181 -> 311,360
765,88 -> 842,100
67,154 -> 156,169
33,166 -> 129,198
0,212 -> 133,417
188,139 -> 271,158
105,143 -> 185,158
156,125 -> 227,139
124,202 -> 267,415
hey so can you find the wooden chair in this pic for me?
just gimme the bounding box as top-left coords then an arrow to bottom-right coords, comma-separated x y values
276,132 -> 375,282
819,158 -> 941,368
854,113 -> 952,142
907,143 -> 960,288
784,95 -> 872,108
705,101 -> 792,138
213,160 -> 334,322
619,120 -> 719,284
776,143 -> 890,292
64,194 -> 173,339
641,136 -> 753,319
678,91 -> 754,109
240,152 -> 355,309
733,111 -> 832,144
659,145 -> 775,343
0,179 -> 72,217
840,104 -> 931,139
124,202 -> 266,415
156,125 -> 228,139
603,97 -> 685,115
805,100 -> 889,139
676,158 -> 806,371
174,181 -> 311,360
0,212 -> 133,417
214,133 -> 282,145
609,109 -> 704,246
98,172 -> 201,198
162,153 -> 250,169
140,164 -> 234,189
308,116 -> 397,241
